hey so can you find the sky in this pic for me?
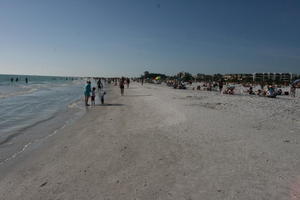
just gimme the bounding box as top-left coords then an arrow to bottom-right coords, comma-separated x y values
0,0 -> 300,77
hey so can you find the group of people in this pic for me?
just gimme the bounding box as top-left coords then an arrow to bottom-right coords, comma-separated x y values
10,77 -> 28,84
84,77 -> 132,106
167,79 -> 299,98
217,83 -> 297,98
84,77 -> 298,106
84,79 -> 106,106
246,85 -> 278,97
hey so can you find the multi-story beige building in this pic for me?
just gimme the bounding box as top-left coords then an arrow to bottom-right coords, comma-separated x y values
253,73 -> 293,82
223,73 -> 297,82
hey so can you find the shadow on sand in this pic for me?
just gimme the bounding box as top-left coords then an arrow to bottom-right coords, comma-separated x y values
125,87 -> 140,89
124,94 -> 152,97
96,103 -> 125,106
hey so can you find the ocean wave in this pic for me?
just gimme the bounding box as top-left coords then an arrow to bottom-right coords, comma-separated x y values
0,81 -> 82,99
68,99 -> 84,109
0,87 -> 38,99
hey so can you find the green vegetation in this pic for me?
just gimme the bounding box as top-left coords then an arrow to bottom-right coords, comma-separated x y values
140,71 -> 299,84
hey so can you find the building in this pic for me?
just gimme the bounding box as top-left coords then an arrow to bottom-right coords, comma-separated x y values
253,73 -> 293,83
241,74 -> 253,82
197,72 -> 298,83
253,73 -> 263,82
281,73 -> 291,82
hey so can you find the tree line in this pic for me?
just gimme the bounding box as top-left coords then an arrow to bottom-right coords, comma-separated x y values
141,71 -> 300,84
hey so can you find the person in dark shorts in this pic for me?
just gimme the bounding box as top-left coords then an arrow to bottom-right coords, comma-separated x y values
120,77 -> 125,96
219,81 -> 223,93
291,85 -> 296,97
91,87 -> 96,106
97,79 -> 103,90
126,78 -> 130,88
101,91 -> 106,104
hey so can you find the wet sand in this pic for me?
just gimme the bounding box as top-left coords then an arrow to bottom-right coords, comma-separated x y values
0,83 -> 300,200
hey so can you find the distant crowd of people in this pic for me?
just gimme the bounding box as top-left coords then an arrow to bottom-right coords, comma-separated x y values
166,79 -> 299,98
10,77 -> 29,84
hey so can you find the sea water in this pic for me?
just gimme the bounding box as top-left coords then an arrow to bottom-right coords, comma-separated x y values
0,74 -> 86,164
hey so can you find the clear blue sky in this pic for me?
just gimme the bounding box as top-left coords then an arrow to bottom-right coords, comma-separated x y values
0,0 -> 299,77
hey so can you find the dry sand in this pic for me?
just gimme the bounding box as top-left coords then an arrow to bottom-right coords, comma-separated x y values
0,83 -> 300,200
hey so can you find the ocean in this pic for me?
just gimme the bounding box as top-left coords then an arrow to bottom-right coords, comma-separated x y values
0,74 -> 87,164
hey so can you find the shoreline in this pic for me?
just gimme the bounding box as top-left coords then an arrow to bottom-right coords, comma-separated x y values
0,94 -> 86,166
0,79 -> 93,166
0,100 -> 83,166
0,84 -> 115,171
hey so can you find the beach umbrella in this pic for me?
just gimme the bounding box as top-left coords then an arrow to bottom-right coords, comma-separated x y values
155,76 -> 161,80
292,79 -> 300,84
292,79 -> 300,87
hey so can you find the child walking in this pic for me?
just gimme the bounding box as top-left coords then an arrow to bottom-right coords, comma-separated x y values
100,91 -> 106,104
91,87 -> 96,106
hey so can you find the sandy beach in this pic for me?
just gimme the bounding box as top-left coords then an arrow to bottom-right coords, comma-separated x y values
0,82 -> 299,200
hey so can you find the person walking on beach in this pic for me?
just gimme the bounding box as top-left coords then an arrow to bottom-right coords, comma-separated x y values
100,91 -> 106,104
290,85 -> 296,97
219,81 -> 224,93
25,77 -> 28,84
84,81 -> 92,106
10,77 -> 13,83
126,78 -> 130,88
120,77 -> 125,96
97,79 -> 103,91
91,87 -> 96,106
